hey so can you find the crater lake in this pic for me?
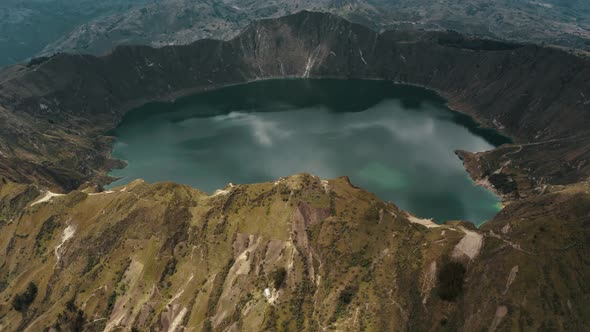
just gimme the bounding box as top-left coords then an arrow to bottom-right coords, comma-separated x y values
108,79 -> 510,225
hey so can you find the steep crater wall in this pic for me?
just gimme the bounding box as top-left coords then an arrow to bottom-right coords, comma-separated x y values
0,11 -> 589,194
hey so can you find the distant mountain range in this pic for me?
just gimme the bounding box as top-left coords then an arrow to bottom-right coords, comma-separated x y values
1,0 -> 589,67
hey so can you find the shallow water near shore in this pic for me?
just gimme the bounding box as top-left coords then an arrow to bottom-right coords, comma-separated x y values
108,79 -> 510,225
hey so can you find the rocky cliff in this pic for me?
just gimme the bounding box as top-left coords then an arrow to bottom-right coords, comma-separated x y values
0,11 -> 589,331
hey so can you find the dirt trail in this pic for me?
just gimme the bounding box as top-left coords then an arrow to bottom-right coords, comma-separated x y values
404,212 -> 440,228
31,191 -> 65,206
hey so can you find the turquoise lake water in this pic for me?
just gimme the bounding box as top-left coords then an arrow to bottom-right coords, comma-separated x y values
108,79 -> 510,225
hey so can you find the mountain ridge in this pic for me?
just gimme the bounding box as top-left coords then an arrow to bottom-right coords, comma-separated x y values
35,0 -> 590,62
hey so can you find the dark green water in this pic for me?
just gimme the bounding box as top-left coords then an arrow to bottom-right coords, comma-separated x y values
108,79 -> 510,225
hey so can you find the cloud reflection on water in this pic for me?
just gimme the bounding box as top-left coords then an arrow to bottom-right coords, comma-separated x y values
109,80 -> 504,225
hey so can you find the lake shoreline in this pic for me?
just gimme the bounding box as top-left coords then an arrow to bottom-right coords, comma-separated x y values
107,79 -> 505,225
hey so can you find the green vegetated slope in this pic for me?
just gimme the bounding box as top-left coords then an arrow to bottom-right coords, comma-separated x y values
0,174 -> 588,331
